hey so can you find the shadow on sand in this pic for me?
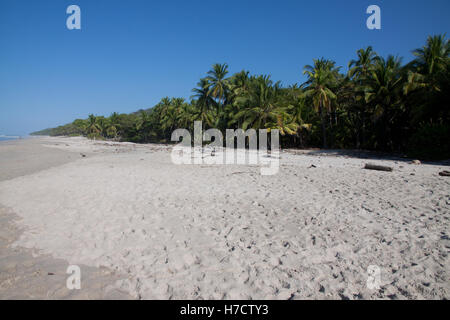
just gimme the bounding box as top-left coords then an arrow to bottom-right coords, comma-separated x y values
284,148 -> 450,167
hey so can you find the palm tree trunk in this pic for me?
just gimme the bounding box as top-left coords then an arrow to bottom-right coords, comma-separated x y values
361,111 -> 366,148
320,102 -> 327,148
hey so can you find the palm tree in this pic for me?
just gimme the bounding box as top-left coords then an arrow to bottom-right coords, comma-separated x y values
135,111 -> 153,142
105,112 -> 121,139
347,47 -> 379,147
87,114 -> 101,138
365,55 -> 404,149
160,98 -> 183,137
288,94 -> 312,136
177,102 -> 196,130
365,56 -> 404,115
411,35 -> 449,76
72,119 -> 88,135
405,34 -> 449,96
348,46 -> 378,80
206,63 -> 229,108
404,35 -> 450,124
265,107 -> 299,136
191,79 -> 216,110
228,70 -> 250,103
231,75 -> 288,132
160,97 -> 172,108
302,58 -> 340,148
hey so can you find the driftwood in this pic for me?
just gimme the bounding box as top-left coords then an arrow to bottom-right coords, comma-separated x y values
439,171 -> 450,177
364,163 -> 393,172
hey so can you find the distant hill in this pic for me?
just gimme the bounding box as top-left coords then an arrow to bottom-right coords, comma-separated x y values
30,106 -> 155,137
30,128 -> 54,136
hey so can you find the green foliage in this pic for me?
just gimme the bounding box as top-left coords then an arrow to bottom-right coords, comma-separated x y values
30,35 -> 450,160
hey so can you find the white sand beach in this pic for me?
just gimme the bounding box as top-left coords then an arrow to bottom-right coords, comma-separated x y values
0,137 -> 449,299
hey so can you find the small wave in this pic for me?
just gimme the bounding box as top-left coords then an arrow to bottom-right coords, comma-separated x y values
0,135 -> 20,138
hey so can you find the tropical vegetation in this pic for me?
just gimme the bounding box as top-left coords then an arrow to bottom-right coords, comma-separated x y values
31,35 -> 450,160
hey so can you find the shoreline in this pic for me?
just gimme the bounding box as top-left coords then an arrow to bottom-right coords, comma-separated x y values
0,137 -> 133,299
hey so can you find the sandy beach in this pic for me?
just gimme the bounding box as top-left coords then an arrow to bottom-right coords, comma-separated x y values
0,138 -> 132,299
0,137 -> 449,299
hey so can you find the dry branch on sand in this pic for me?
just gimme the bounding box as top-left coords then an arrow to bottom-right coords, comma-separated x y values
363,163 -> 393,172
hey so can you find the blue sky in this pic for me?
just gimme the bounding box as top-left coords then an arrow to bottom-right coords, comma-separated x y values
0,0 -> 449,135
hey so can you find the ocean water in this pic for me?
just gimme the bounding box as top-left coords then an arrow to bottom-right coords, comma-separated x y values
0,136 -> 19,142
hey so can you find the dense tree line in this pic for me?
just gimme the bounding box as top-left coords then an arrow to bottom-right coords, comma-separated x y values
32,35 -> 450,159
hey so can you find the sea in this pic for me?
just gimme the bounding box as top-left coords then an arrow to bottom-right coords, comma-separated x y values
0,135 -> 20,142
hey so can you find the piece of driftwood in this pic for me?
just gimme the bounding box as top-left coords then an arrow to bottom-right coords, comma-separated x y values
364,163 -> 393,172
439,171 -> 450,177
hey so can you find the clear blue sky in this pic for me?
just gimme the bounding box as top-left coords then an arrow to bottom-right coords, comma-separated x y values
1,0 -> 449,135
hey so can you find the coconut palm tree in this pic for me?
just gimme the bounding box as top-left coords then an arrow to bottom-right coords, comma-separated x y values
347,47 -> 379,147
365,56 -> 404,116
206,63 -> 229,108
160,98 -> 183,137
365,55 -> 404,149
265,107 -> 299,136
302,58 -> 340,148
87,114 -> 101,138
135,111 -> 154,142
72,119 -> 88,136
177,101 -> 196,130
348,46 -> 378,80
404,34 -> 449,96
191,79 -> 216,110
227,70 -> 250,103
231,75 -> 285,131
411,35 -> 449,76
105,112 -> 121,139
404,35 -> 450,124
